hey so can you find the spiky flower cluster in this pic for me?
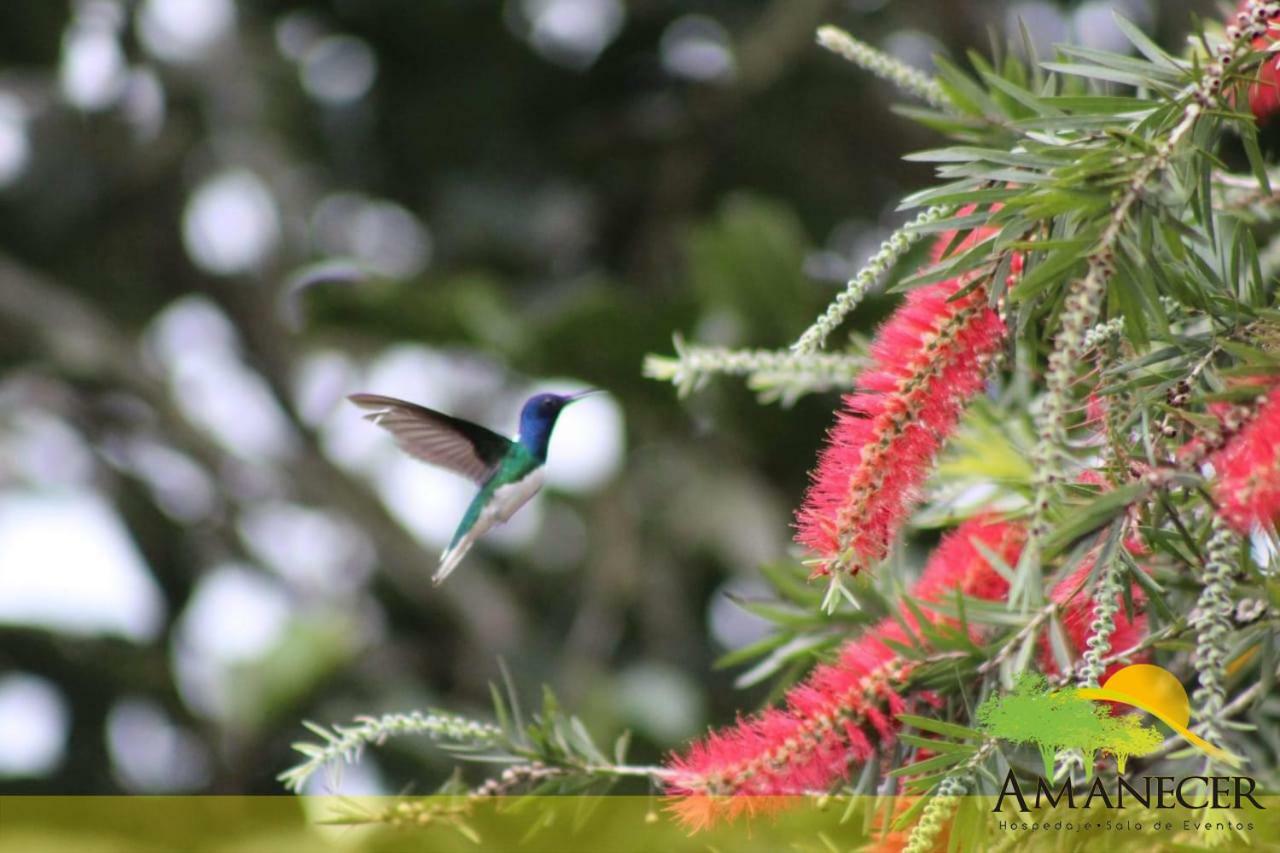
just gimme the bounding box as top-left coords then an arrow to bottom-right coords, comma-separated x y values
1209,385 -> 1280,532
1039,556 -> 1149,685
794,226 -> 1016,576
664,516 -> 1023,829
1234,1 -> 1280,121
1191,520 -> 1240,756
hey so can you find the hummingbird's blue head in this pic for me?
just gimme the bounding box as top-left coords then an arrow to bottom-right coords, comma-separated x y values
517,390 -> 596,460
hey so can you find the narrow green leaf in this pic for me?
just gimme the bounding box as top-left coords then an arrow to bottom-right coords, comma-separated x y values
1111,13 -> 1182,70
1041,62 -> 1157,89
1009,245 -> 1088,302
897,714 -> 986,741
898,734 -> 979,755
887,751 -> 968,778
1241,126 -> 1272,197
1043,483 -> 1146,558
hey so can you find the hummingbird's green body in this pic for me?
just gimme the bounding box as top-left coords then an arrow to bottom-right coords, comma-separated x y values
349,389 -> 594,584
441,442 -> 543,580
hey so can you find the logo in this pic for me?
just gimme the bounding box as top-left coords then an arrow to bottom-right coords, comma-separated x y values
978,665 -> 1261,814
978,664 -> 1240,776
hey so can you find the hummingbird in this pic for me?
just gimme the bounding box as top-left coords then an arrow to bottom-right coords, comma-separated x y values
349,389 -> 597,584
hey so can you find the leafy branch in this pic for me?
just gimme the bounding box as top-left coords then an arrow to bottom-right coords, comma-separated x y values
280,675 -> 670,799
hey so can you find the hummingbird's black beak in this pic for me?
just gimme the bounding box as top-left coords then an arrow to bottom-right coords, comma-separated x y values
565,389 -> 600,404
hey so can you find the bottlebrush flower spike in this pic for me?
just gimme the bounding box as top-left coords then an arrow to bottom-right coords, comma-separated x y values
666,516 -> 1024,829
1038,557 -> 1149,683
1210,384 -> 1280,533
1235,1 -> 1280,121
795,218 -> 1016,576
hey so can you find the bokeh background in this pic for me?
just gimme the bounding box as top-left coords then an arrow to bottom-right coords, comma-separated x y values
0,0 -> 1215,795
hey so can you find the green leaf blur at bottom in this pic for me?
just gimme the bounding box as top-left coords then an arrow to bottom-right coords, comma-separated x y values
5,795 -> 1279,852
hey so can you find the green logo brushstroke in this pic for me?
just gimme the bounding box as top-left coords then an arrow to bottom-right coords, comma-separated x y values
977,674 -> 1163,778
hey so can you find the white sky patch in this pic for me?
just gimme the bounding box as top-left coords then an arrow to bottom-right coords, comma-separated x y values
137,0 -> 236,63
301,35 -> 378,105
168,351 -> 295,461
176,565 -> 291,664
107,697 -> 211,791
518,0 -> 625,70
238,501 -> 373,593
147,296 -> 295,462
0,673 -> 69,777
147,293 -> 240,357
374,458 -> 479,549
121,439 -> 217,523
311,193 -> 432,280
611,663 -> 704,744
881,28 -> 945,73
60,25 -> 128,110
2,410 -> 96,488
345,199 -> 431,279
0,92 -> 30,188
1073,0 -> 1152,54
1005,1 -> 1070,57
708,577 -> 774,651
122,67 -> 166,142
171,565 -> 293,719
183,169 -> 281,276
1250,528 -> 1279,574
293,349 -> 358,428
275,11 -> 325,63
300,753 -> 386,796
0,490 -> 165,641
660,15 -> 735,83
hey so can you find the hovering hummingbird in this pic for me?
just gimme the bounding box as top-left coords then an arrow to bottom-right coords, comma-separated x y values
349,389 -> 597,584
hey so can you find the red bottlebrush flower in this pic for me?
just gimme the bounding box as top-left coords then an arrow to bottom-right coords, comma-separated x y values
666,516 -> 1024,828
1237,1 -> 1280,121
794,220 -> 1013,576
1210,385 -> 1280,532
1038,557 -> 1148,683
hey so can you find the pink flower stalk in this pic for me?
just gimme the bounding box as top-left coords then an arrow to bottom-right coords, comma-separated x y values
666,516 -> 1024,829
1210,384 -> 1280,532
1038,556 -> 1149,683
795,222 -> 1013,576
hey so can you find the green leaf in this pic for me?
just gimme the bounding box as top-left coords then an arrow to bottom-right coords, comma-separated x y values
1041,62 -> 1158,90
887,751 -> 969,778
1053,44 -> 1183,83
1120,549 -> 1176,622
1111,13 -> 1183,71
1008,243 -> 1090,302
898,733 -> 979,755
1042,95 -> 1156,113
1043,483 -> 1146,558
1240,126 -> 1272,198
1046,612 -> 1076,675
933,54 -> 999,117
897,714 -> 986,741
980,70 -> 1061,117
713,632 -> 789,669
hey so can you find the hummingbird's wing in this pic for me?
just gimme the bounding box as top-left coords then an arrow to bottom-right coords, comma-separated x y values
348,393 -> 513,484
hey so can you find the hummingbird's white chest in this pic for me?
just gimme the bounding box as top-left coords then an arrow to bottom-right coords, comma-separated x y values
486,467 -> 545,523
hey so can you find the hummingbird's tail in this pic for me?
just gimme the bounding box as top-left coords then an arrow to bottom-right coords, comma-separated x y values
434,531 -> 478,585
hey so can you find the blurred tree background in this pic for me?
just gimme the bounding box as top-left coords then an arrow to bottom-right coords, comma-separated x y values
0,0 -> 1215,795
